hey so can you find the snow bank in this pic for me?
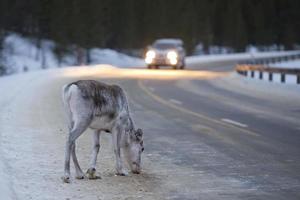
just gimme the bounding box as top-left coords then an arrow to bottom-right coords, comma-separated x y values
1,33 -> 145,74
270,59 -> 300,69
89,48 -> 145,67
2,33 -> 59,73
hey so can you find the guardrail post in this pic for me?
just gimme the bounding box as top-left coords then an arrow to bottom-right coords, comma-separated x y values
259,71 -> 263,79
251,71 -> 255,78
239,70 -> 246,76
269,72 -> 273,81
297,75 -> 300,84
281,73 -> 285,83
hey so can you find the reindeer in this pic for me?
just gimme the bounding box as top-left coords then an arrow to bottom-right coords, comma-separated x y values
62,80 -> 144,183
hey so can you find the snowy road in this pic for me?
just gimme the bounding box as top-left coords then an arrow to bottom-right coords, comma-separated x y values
0,66 -> 300,200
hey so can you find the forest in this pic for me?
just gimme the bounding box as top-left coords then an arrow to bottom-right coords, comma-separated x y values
0,0 -> 300,54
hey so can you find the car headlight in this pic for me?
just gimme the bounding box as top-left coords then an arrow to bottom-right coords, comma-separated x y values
167,51 -> 178,60
167,51 -> 178,65
145,50 -> 156,64
146,50 -> 156,59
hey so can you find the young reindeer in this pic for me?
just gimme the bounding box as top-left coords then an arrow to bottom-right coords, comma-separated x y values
62,80 -> 144,183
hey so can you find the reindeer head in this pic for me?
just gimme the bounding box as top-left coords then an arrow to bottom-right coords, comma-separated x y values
126,128 -> 144,174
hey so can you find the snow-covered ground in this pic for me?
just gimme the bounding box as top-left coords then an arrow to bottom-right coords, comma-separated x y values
1,33 -> 145,74
0,67 -> 246,200
0,33 -> 299,198
0,66 -> 299,199
270,59 -> 300,69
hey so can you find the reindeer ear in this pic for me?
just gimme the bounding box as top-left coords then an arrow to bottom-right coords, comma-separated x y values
135,129 -> 143,141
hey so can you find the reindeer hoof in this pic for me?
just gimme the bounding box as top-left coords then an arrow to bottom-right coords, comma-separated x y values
86,168 -> 101,179
62,176 -> 70,183
75,175 -> 85,180
115,171 -> 128,176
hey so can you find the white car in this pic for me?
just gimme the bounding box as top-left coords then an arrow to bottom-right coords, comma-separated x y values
145,39 -> 186,69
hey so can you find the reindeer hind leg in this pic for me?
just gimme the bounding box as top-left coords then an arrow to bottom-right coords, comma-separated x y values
63,116 -> 92,183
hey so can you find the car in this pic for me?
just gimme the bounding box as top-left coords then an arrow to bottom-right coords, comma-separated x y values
144,39 -> 186,69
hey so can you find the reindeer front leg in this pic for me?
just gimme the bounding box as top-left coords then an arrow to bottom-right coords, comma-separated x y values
112,126 -> 127,176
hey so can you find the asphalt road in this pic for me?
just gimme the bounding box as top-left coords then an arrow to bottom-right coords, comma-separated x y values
0,65 -> 299,200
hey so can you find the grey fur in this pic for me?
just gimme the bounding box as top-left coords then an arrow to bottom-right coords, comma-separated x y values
62,80 -> 144,183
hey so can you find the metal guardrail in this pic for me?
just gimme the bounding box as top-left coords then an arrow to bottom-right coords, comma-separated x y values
235,53 -> 300,84
237,53 -> 300,65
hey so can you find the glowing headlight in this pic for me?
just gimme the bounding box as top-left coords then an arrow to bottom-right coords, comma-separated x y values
169,59 -> 177,65
145,57 -> 153,64
167,51 -> 178,60
146,50 -> 156,59
145,50 -> 156,64
167,51 -> 178,65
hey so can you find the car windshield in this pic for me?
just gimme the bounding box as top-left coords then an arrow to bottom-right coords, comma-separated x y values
153,43 -> 178,50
